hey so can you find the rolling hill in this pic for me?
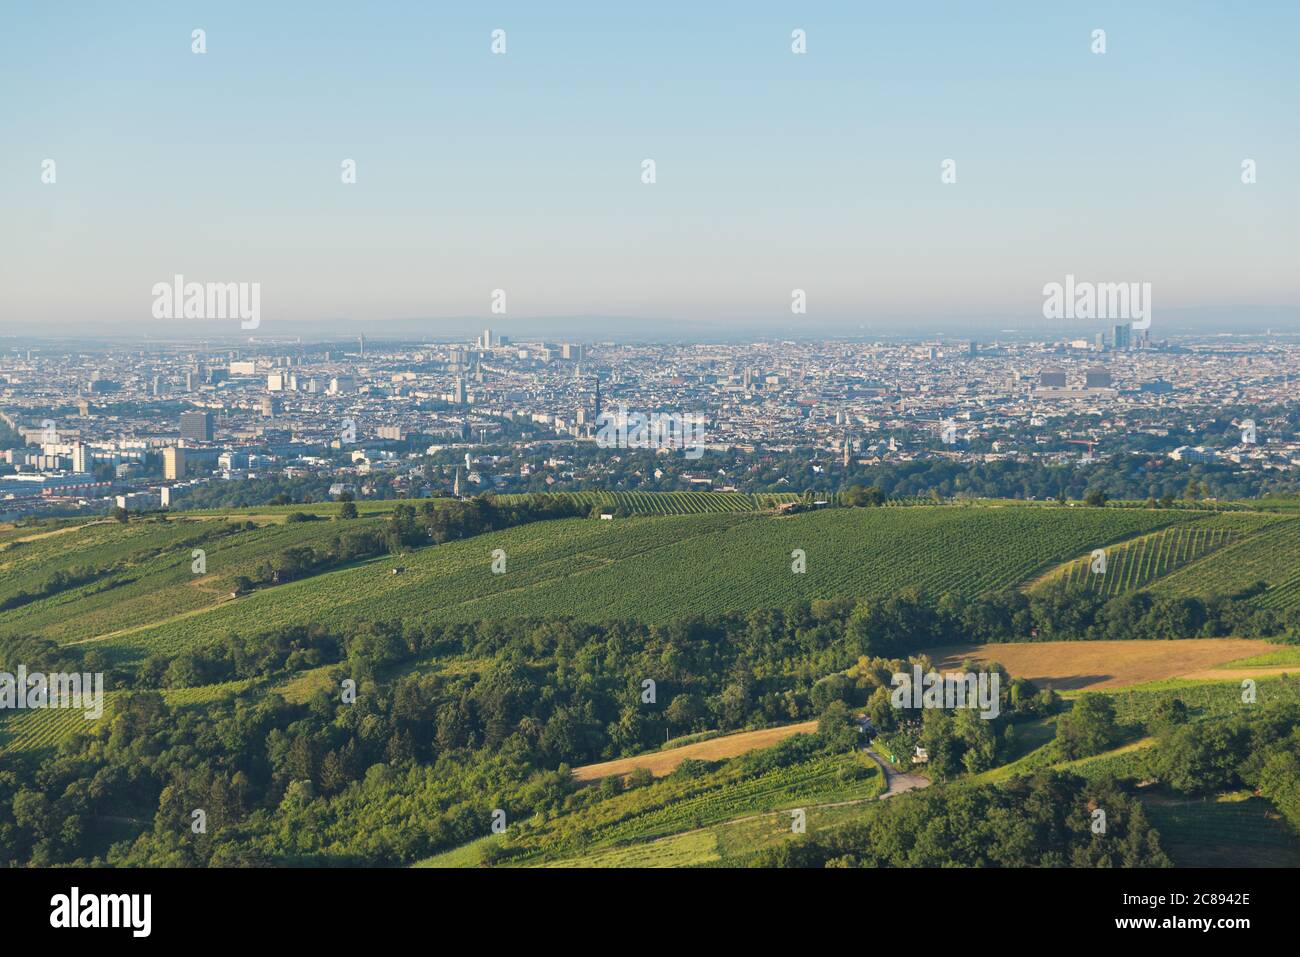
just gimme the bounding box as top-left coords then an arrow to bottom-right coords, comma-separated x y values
3,495 -> 1299,870
56,503 -> 1202,662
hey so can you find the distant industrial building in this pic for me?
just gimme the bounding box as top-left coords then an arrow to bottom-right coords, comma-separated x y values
1039,371 -> 1068,388
1085,369 -> 1113,389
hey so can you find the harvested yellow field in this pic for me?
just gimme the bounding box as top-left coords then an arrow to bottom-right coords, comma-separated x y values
572,720 -> 819,782
933,638 -> 1277,691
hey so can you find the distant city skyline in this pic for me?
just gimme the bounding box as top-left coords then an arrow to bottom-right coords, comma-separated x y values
2,310 -> 1297,345
3,1 -> 1297,335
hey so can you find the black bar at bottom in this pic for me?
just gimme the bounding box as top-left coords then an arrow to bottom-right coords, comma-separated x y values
0,865 -> 1279,942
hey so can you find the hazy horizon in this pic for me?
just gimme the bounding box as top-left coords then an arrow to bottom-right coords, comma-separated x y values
1,307 -> 1297,345
3,1 -> 1297,336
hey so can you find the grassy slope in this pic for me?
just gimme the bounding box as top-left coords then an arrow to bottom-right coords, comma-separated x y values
0,516 -> 391,643
93,505 -> 1193,662
416,748 -> 883,868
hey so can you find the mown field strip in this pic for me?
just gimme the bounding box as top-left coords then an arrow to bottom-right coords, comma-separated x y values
572,721 -> 820,781
933,637 -> 1278,691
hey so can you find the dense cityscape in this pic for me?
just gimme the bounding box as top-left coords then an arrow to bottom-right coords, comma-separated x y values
1,329 -> 1297,518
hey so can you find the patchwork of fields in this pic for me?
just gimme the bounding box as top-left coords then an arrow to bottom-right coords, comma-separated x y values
2,501 -> 1295,669
3,496 -> 1298,870
3,499 -> 1297,766
70,504 -> 1202,660
416,748 -> 883,867
430,668 -> 1300,868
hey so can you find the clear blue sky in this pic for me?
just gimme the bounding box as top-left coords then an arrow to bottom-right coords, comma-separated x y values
2,1 -> 1297,336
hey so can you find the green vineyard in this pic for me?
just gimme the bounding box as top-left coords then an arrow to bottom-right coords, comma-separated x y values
0,678 -> 258,757
1149,516 -> 1300,610
495,490 -> 795,513
5,500 -> 1296,672
554,754 -> 879,850
0,515 -> 392,643
422,750 -> 881,867
94,505 -> 1193,661
1029,513 -> 1287,599
0,694 -> 117,756
493,490 -> 929,513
